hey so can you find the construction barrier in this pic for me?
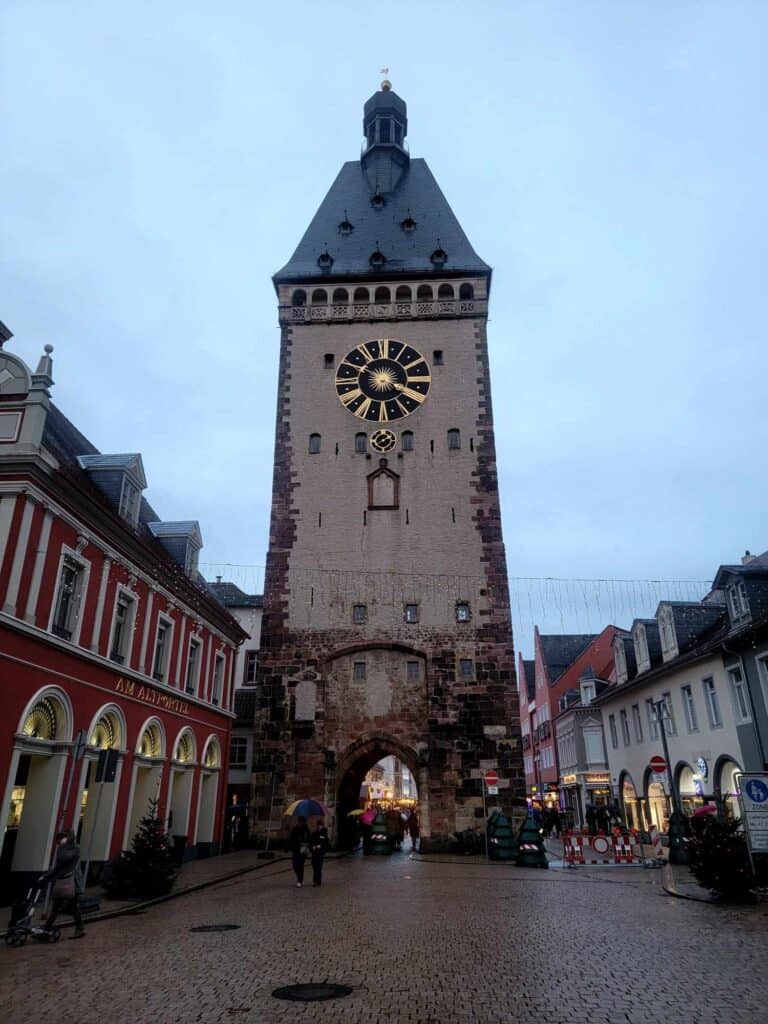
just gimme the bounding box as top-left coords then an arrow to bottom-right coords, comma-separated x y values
648,827 -> 664,860
563,830 -> 643,865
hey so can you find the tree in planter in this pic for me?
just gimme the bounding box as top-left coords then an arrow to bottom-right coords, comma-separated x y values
105,799 -> 178,899
687,816 -> 758,902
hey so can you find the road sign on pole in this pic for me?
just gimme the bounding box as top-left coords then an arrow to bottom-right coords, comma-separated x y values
487,785 -> 499,796
649,756 -> 667,774
484,770 -> 499,788
737,773 -> 768,855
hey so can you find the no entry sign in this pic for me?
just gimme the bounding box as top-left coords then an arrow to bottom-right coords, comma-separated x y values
649,756 -> 667,774
484,770 -> 499,787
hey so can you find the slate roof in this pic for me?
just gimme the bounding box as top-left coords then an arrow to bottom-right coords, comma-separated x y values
207,581 -> 263,609
521,659 -> 536,701
539,634 -> 596,685
664,602 -> 727,653
274,91 -> 490,285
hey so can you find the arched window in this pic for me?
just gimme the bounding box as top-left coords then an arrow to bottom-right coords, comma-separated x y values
447,428 -> 461,450
401,431 -> 414,451
308,433 -> 321,454
395,285 -> 412,300
459,283 -> 474,301
374,286 -> 391,302
311,289 -> 328,305
355,433 -> 367,453
438,283 -> 454,299
416,284 -> 433,300
353,287 -> 369,302
332,287 -> 348,303
291,289 -> 306,307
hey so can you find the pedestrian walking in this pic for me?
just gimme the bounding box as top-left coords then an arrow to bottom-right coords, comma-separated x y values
289,815 -> 311,887
360,807 -> 375,855
406,810 -> 420,851
310,818 -> 329,887
41,829 -> 85,939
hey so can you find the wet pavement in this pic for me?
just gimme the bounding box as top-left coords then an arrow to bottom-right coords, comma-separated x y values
1,850 -> 766,1024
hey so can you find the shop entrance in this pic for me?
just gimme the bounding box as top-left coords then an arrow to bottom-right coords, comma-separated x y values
335,738 -> 420,851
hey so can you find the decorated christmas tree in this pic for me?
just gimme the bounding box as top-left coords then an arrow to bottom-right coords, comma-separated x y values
105,799 -> 178,899
516,815 -> 548,868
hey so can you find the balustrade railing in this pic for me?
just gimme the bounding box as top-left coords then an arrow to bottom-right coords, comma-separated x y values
281,298 -> 482,324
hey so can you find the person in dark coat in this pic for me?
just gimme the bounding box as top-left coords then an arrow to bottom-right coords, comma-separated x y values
289,816 -> 311,887
309,818 -> 329,887
42,830 -> 85,938
596,805 -> 609,834
406,810 -> 420,851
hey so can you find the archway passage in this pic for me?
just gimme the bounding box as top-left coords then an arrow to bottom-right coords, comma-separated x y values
335,739 -> 419,850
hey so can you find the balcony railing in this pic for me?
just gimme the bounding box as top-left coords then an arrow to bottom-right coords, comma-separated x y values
280,298 -> 485,325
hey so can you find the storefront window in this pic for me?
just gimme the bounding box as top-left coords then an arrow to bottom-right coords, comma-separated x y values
622,776 -> 640,831
646,781 -> 669,832
677,764 -> 703,817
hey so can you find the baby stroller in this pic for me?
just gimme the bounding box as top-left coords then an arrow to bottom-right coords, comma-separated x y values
5,882 -> 61,947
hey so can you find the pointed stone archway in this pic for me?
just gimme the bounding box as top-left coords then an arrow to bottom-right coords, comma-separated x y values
330,734 -> 425,849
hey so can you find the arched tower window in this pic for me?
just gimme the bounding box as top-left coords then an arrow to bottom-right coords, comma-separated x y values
416,285 -> 433,300
438,283 -> 454,299
459,283 -> 474,300
395,285 -> 412,300
447,428 -> 461,450
353,287 -> 369,302
311,289 -> 328,305
332,288 -> 348,303
374,286 -> 391,302
292,289 -> 306,307
309,433 -> 321,454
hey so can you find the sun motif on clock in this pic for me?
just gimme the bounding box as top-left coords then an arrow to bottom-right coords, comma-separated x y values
335,338 -> 431,422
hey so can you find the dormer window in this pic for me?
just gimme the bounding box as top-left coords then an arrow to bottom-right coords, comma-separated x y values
401,215 -> 417,233
580,681 -> 595,705
369,248 -> 386,268
727,580 -> 750,623
430,246 -> 447,267
635,626 -> 649,667
317,250 -> 334,271
338,217 -> 354,235
147,520 -> 204,579
614,640 -> 627,682
659,608 -> 676,654
119,476 -> 140,525
371,194 -> 385,210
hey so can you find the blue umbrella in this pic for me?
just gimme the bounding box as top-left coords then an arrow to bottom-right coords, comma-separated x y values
285,798 -> 328,817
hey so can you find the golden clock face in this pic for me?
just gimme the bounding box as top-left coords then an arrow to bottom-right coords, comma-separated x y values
369,429 -> 397,453
335,338 -> 431,422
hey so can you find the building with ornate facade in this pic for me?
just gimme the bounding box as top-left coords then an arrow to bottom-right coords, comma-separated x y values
0,330 -> 246,901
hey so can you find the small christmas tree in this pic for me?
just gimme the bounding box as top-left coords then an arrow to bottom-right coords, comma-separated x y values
516,815 -> 548,868
687,816 -> 758,902
105,799 -> 178,899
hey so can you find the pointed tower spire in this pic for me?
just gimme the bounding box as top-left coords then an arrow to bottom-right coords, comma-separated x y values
361,80 -> 409,193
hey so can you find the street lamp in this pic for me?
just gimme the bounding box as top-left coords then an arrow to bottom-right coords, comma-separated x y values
651,698 -> 688,866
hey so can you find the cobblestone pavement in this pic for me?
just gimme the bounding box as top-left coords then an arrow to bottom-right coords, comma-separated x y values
1,852 -> 766,1024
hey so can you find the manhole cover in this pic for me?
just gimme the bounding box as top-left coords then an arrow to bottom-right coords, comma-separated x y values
272,983 -> 353,1002
189,924 -> 241,933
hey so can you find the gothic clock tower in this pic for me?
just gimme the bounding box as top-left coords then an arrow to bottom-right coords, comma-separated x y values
255,82 -> 522,849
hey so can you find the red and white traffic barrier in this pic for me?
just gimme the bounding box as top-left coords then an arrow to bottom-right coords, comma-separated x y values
649,827 -> 664,860
563,830 -> 642,865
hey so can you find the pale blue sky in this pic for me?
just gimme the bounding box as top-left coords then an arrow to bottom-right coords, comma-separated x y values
2,2 -> 766,647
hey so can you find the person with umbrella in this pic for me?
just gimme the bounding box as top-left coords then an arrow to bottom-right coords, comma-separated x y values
360,807 -> 375,855
285,799 -> 326,887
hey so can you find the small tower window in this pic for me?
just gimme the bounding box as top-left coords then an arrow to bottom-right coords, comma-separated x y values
317,250 -> 333,271
379,118 -> 391,143
401,215 -> 417,233
406,660 -> 420,681
371,194 -> 385,210
417,284 -> 433,300
353,661 -> 366,681
430,247 -> 447,267
332,288 -> 348,303
292,289 -> 307,306
308,433 -> 321,454
433,350 -> 444,366
448,428 -> 461,450
352,604 -> 367,624
338,217 -> 354,236
459,658 -> 475,678
324,353 -> 334,368
311,289 -> 328,304
404,604 -> 419,624
401,430 -> 414,451
456,601 -> 471,623
369,249 -> 386,268
438,283 -> 454,299
459,283 -> 474,300
353,287 -> 369,302
396,285 -> 412,300
374,286 -> 391,302
394,123 -> 403,145
355,432 -> 367,453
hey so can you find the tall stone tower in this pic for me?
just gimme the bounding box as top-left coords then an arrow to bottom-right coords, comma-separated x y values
255,82 -> 522,849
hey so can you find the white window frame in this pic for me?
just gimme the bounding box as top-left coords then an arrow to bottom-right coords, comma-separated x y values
108,584 -> 138,666
682,684 -> 699,733
185,636 -> 202,695
229,736 -> 248,768
727,580 -> 750,623
703,676 -> 722,729
152,614 -> 174,683
48,545 -> 91,645
645,698 -> 659,740
244,650 -> 258,685
580,682 -> 595,704
661,692 -> 677,736
728,665 -> 751,723
212,653 -> 225,706
185,543 -> 200,576
620,709 -> 631,746
614,641 -> 627,682
635,626 -> 649,667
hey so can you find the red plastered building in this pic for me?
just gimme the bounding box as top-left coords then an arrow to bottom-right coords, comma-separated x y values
0,334 -> 246,901
518,626 -> 619,809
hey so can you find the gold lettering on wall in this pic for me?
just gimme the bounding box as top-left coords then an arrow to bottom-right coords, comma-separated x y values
114,677 -> 190,715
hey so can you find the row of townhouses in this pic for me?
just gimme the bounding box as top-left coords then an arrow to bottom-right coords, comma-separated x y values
519,550 -> 768,832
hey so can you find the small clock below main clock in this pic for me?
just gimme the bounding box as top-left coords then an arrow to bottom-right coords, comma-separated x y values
335,338 -> 431,422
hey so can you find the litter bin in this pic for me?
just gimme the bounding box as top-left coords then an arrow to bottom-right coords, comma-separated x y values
370,813 -> 391,855
486,811 -> 517,861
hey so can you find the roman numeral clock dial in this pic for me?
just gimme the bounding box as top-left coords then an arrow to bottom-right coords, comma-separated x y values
335,339 -> 431,422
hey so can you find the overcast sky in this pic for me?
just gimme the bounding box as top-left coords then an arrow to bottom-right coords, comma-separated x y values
2,2 -> 766,650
